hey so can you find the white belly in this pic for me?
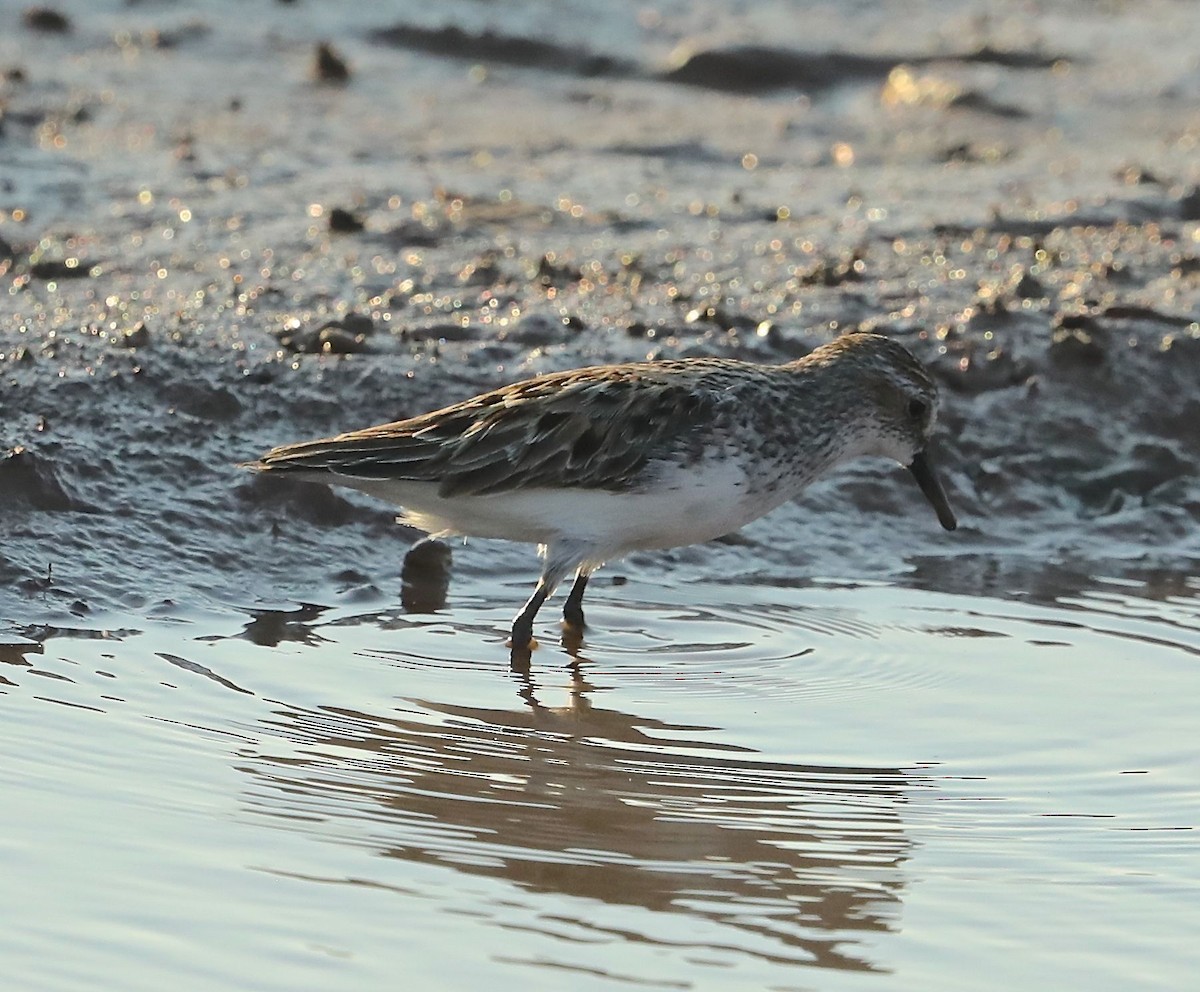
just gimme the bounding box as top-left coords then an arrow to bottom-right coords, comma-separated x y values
342,456 -> 791,553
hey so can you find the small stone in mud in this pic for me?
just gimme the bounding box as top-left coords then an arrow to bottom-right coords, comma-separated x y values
502,311 -> 577,345
120,321 -> 151,348
317,325 -> 365,354
946,91 -> 1027,120
149,21 -> 212,50
1178,186 -> 1200,222
1169,254 -> 1200,278
328,206 -> 364,233
278,317 -> 369,354
685,304 -> 717,325
1049,313 -> 1107,367
29,257 -> 93,280
534,252 -> 581,287
371,23 -> 626,79
797,250 -> 865,287
0,446 -> 82,512
938,140 -> 1011,164
314,42 -> 351,84
401,538 -> 452,614
23,7 -> 70,32
1114,164 -> 1162,186
1010,268 -> 1046,299
938,344 -> 1033,394
662,46 -> 891,93
340,312 -> 375,336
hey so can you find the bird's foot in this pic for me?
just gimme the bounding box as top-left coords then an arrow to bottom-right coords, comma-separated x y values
508,616 -> 538,671
560,623 -> 584,656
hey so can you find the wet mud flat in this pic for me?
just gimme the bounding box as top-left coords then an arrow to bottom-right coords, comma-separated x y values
2,2 -> 1200,990
1,1 -> 1198,622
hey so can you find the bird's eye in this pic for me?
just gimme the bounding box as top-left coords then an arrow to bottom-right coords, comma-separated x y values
907,398 -> 928,420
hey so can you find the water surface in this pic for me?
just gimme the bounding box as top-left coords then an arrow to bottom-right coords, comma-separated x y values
4,577 -> 1197,990
4,0 -> 1200,987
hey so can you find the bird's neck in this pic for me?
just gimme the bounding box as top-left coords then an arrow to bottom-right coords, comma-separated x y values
743,364 -> 878,494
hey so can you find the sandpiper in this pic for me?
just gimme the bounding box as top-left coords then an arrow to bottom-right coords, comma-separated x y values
247,332 -> 957,653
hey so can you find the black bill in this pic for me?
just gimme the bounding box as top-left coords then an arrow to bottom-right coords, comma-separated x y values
908,450 -> 958,531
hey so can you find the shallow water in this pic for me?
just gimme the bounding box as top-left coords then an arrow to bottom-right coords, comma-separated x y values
4,0 -> 1200,988
4,576 -> 1198,991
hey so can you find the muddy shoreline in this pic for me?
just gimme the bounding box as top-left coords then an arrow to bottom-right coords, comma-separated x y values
3,1 -> 1199,635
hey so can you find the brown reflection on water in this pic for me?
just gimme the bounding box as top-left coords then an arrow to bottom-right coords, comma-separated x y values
239,667 -> 921,973
235,604 -> 331,648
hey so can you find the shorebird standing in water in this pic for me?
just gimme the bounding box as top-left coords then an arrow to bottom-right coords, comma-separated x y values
247,332 -> 957,655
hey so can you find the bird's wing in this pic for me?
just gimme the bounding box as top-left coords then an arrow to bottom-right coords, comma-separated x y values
251,364 -> 730,497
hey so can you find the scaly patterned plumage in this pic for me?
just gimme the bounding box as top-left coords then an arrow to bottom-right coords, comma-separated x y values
247,332 -> 958,654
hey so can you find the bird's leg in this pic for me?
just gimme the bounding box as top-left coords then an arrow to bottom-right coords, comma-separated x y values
510,543 -> 582,660
510,582 -> 550,653
562,571 -> 589,630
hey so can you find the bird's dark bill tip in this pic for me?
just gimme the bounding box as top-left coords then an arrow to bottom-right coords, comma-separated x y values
908,450 -> 958,531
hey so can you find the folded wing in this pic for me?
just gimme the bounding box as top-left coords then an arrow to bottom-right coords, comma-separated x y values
250,364 -> 726,497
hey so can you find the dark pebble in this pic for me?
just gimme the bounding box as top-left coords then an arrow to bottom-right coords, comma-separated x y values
535,253 -> 581,287
501,312 -> 576,345
937,345 -> 1033,394
23,7 -> 70,32
1114,164 -> 1162,186
1049,312 -> 1107,367
0,446 -> 84,512
314,41 -> 350,84
797,251 -> 864,286
1012,270 -> 1046,299
401,538 -> 452,613
277,317 -> 369,354
660,46 -> 894,93
165,382 -> 243,420
1178,186 -> 1200,222
121,321 -> 151,348
29,257 -> 93,280
383,219 -> 440,248
340,312 -> 375,336
371,23 -> 627,79
328,206 -> 364,232
317,325 -> 366,354
946,91 -> 1027,120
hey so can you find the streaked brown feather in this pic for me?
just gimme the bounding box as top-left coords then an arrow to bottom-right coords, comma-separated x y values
252,360 -> 739,496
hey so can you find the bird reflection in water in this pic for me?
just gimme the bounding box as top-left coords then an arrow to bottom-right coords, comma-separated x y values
238,654 -> 923,975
